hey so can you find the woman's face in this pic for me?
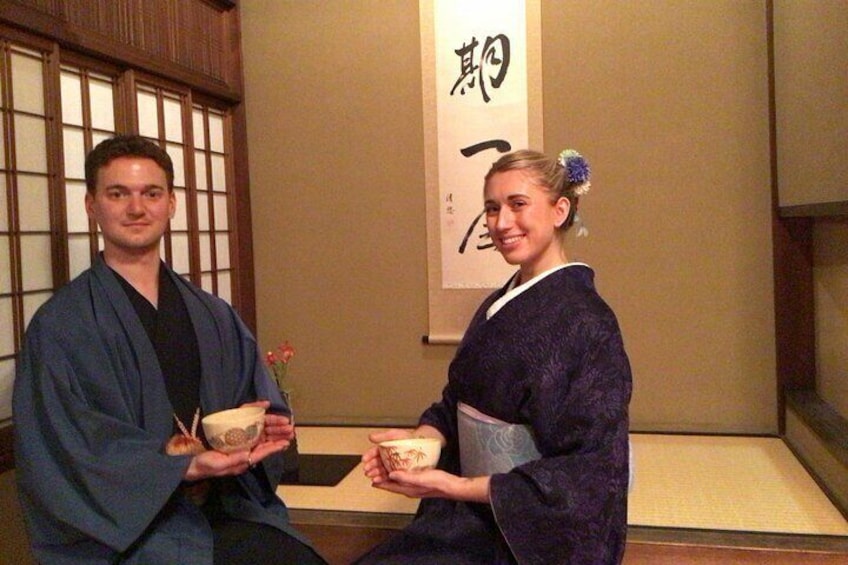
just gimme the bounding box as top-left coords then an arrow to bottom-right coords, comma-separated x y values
483,169 -> 570,281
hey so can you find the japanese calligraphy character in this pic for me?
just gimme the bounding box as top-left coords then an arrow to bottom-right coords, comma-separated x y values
456,139 -> 512,254
449,34 -> 511,103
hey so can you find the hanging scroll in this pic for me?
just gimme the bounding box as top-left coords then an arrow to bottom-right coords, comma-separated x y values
421,0 -> 542,343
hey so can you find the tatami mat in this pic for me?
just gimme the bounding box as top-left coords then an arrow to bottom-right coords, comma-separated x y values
277,427 -> 848,536
278,427 -> 419,516
628,434 -> 848,535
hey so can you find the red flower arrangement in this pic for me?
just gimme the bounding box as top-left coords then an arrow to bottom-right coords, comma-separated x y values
266,341 -> 295,393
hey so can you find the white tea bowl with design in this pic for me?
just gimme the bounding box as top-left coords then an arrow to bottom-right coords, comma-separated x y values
202,406 -> 265,453
378,437 -> 441,472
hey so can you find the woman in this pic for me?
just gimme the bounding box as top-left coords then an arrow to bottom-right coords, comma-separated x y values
357,149 -> 632,564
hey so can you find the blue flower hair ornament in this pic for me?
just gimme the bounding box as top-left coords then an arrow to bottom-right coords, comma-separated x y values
558,149 -> 591,196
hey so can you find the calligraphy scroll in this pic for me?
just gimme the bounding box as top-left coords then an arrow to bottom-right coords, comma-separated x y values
421,0 -> 542,343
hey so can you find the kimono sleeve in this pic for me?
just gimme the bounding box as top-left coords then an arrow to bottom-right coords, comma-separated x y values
13,312 -> 190,554
488,314 -> 632,564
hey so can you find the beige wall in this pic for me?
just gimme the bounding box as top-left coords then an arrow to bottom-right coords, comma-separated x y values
774,0 -> 848,208
242,0 -> 777,433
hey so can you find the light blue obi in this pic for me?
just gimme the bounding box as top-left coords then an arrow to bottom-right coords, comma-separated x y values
457,402 -> 542,477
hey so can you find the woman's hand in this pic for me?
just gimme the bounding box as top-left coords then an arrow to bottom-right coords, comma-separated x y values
361,428 -> 416,485
372,468 -> 491,504
362,425 -> 469,494
362,426 -> 446,484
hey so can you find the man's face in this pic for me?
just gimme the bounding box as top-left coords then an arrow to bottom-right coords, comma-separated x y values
85,156 -> 176,259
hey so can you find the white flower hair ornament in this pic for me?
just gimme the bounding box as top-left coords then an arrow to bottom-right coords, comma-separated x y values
558,149 -> 591,196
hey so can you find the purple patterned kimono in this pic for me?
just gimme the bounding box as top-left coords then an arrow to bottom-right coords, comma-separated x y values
356,265 -> 631,564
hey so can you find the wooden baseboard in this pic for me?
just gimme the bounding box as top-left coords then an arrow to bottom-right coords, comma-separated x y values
628,526 -> 848,553
784,391 -> 848,520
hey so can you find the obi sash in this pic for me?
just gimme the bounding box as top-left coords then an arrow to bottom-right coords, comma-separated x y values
457,402 -> 542,477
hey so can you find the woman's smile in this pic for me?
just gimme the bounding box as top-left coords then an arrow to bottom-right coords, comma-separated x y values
483,169 -> 569,280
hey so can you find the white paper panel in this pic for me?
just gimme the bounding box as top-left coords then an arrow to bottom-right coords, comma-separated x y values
0,237 -> 10,293
210,154 -> 226,190
166,143 -> 185,188
68,234 -> 92,279
89,78 -> 116,131
61,70 -> 84,126
23,291 -> 51,329
0,178 -> 7,230
215,233 -> 230,269
19,234 -> 53,290
0,298 -> 13,356
170,232 -> 190,274
194,151 -> 208,190
137,89 -> 159,138
11,52 -> 44,115
216,270 -> 231,304
209,112 -> 224,152
63,127 -> 86,179
0,297 -> 15,356
65,181 -> 90,233
201,272 -> 213,293
14,115 -> 47,173
0,359 -> 14,420
163,96 -> 183,143
199,232 -> 212,270
92,130 -> 113,148
0,120 -> 6,168
213,193 -> 228,230
17,175 -> 50,231
193,108 -> 206,149
171,188 -> 188,230
197,192 -> 210,230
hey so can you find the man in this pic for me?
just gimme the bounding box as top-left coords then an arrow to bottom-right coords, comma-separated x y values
13,135 -> 326,564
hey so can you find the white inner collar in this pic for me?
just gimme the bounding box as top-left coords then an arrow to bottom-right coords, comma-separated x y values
486,263 -> 588,320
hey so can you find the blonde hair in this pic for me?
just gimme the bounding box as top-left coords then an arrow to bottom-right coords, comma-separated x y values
485,149 -> 581,232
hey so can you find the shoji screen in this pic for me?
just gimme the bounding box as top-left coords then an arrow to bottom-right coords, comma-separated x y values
135,83 -> 235,302
0,0 -> 251,471
61,64 -> 117,279
0,43 -> 53,421
0,41 -> 239,426
137,84 -> 193,277
193,106 -> 232,303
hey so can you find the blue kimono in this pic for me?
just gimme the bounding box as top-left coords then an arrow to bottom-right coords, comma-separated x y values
13,256 -> 307,564
357,265 -> 632,564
